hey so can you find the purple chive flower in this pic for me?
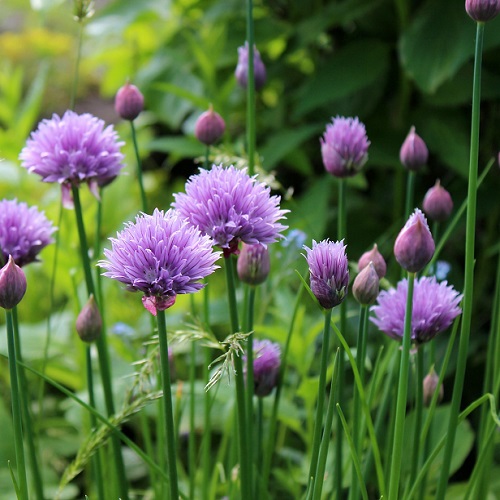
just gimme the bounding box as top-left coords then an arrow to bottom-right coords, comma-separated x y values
422,180 -> 454,222
99,208 -> 221,315
173,164 -> 288,256
370,276 -> 462,344
235,42 -> 267,90
303,239 -> 349,309
115,82 -> 144,121
394,209 -> 435,273
244,339 -> 281,397
194,105 -> 226,145
465,0 -> 500,22
399,126 -> 428,172
0,199 -> 55,267
20,110 -> 125,204
321,116 -> 370,178
0,256 -> 27,310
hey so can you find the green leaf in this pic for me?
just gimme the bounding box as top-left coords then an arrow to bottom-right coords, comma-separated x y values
294,40 -> 390,118
147,136 -> 205,159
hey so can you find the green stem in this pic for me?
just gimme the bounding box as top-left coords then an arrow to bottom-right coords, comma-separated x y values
435,22 -> 484,500
224,257 -> 251,500
156,309 -> 180,500
245,286 -> 256,476
404,171 -> 416,221
388,271 -> 416,500
307,308 -> 333,494
71,186 -> 129,500
130,120 -> 147,213
5,309 -> 29,500
246,0 -> 256,177
70,21 -> 84,110
409,347 -> 424,487
202,285 -> 212,500
12,307 -> 45,500
189,341 -> 196,499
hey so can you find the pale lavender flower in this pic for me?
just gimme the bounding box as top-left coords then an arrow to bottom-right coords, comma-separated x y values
99,209 -> 221,315
466,0 -> 500,22
20,110 -> 124,203
370,276 -> 462,344
0,199 -> 55,267
173,165 -> 288,256
245,339 -> 281,397
235,42 -> 267,90
303,239 -> 349,309
321,116 -> 370,178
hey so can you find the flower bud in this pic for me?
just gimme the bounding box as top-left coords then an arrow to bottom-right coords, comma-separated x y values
0,256 -> 27,310
115,82 -> 144,121
245,339 -> 281,397
400,126 -> 428,172
237,243 -> 270,285
194,105 -> 226,145
235,42 -> 267,90
465,0 -> 500,22
394,209 -> 435,273
353,262 -> 380,305
423,368 -> 444,407
358,244 -> 386,279
422,180 -> 453,222
76,295 -> 102,342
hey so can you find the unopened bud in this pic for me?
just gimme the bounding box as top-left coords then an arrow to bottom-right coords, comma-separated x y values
422,179 -> 453,222
76,295 -> 102,342
353,262 -> 380,305
358,244 -> 386,279
237,243 -> 270,285
400,126 -> 428,172
194,105 -> 225,145
465,0 -> 500,22
423,368 -> 444,407
0,256 -> 27,310
115,82 -> 144,121
235,42 -> 267,90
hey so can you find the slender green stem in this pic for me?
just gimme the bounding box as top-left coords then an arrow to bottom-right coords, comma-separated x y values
71,186 -> 129,500
130,120 -> 147,213
257,397 -> 263,475
70,21 -> 84,110
12,307 -> 45,500
157,309 -> 180,500
435,22 -> 484,500
189,341 -> 196,499
409,347 -> 424,487
388,271 -> 416,500
5,309 -> 29,500
245,286 -> 256,477
404,171 -> 416,221
307,308 -> 333,494
350,305 -> 368,500
224,257 -> 251,500
246,0 -> 256,177
202,284 -> 212,500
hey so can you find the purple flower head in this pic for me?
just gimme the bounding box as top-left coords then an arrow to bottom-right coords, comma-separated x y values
466,0 -> 500,22
172,165 -> 288,256
20,110 -> 125,204
244,339 -> 281,397
394,209 -> 435,273
0,199 -> 56,267
370,276 -> 462,344
99,209 -> 221,315
399,126 -> 428,172
0,256 -> 27,310
303,239 -> 349,309
115,82 -> 144,121
235,42 -> 267,90
320,116 -> 370,178
422,180 -> 453,222
194,105 -> 226,145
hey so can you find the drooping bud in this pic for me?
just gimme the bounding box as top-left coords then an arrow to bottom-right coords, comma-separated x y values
394,209 -> 435,273
245,339 -> 281,397
235,42 -> 267,90
237,243 -> 270,285
423,368 -> 444,407
0,256 -> 27,310
353,262 -> 380,305
465,0 -> 500,22
194,105 -> 226,145
76,294 -> 102,342
358,244 -> 387,279
115,82 -> 144,121
422,180 -> 454,222
400,126 -> 428,172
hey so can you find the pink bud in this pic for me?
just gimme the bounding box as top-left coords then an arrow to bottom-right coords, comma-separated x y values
237,243 -> 270,285
358,244 -> 387,279
115,82 -> 144,121
76,295 -> 102,342
400,126 -> 428,172
194,105 -> 225,145
423,368 -> 444,407
0,256 -> 27,310
465,0 -> 500,22
353,262 -> 380,305
423,180 -> 453,222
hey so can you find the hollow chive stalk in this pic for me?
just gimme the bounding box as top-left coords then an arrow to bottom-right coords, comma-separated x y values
245,0 -> 256,177
130,120 -> 147,213
435,21 -> 485,500
71,186 -> 129,500
388,271 -> 416,500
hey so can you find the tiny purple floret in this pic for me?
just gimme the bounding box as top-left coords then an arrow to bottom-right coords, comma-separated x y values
370,276 -> 462,344
99,209 -> 221,315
